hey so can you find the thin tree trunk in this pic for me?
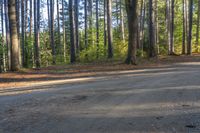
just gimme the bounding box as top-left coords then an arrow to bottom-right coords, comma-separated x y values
88,0 -> 94,45
34,0 -> 40,68
8,0 -> 20,71
84,0 -> 88,48
103,0 -> 107,55
21,0 -> 25,66
187,0 -> 193,55
4,0 -> 11,70
50,0 -> 56,64
182,0 -> 186,54
140,0 -> 146,56
62,0 -> 66,62
154,0 -> 159,54
119,0 -> 125,42
30,0 -> 33,37
116,0 -> 119,25
96,0 -> 99,58
57,0 -> 61,58
149,0 -> 157,57
107,0 -> 113,58
75,0 -> 79,53
170,0 -> 174,54
196,0 -> 200,48
69,0 -> 76,63
1,2 -> 6,71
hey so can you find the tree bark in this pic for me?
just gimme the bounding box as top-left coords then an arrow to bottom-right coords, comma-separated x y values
50,0 -> 56,64
4,0 -> 11,70
125,0 -> 138,64
62,0 -> 66,62
182,0 -> 186,54
69,0 -> 76,63
104,0 -> 107,55
196,0 -> 200,48
119,0 -> 125,42
107,0 -> 113,58
75,0 -> 79,53
96,0 -> 99,58
8,0 -> 20,71
84,0 -> 88,48
187,0 -> 193,55
57,0 -> 61,57
149,0 -> 157,57
34,0 -> 40,68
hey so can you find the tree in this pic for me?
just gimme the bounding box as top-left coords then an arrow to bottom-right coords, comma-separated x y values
96,0 -> 99,58
119,0 -> 125,42
1,1 -> 6,72
84,0 -> 88,48
75,0 -> 79,52
107,0 -> 113,58
125,0 -> 138,64
88,0 -> 94,46
170,0 -> 175,54
34,0 -> 40,68
8,0 -> 20,71
69,0 -> 76,63
21,0 -> 25,66
187,0 -> 193,55
196,0 -> 200,48
50,0 -> 56,64
5,0 -> 11,70
62,0 -> 66,62
57,0 -> 61,57
182,0 -> 186,54
149,0 -> 157,57
103,0 -> 107,54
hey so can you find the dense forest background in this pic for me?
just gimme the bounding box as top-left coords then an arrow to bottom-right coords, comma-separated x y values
0,0 -> 199,71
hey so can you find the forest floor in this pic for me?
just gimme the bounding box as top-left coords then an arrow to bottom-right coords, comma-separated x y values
1,55 -> 200,132
1,54 -> 200,89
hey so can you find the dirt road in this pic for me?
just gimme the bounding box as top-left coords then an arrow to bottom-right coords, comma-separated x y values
1,62 -> 200,133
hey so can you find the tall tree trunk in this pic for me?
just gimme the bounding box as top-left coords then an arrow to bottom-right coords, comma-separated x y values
96,0 -> 99,58
30,0 -> 33,37
125,0 -> 138,64
69,0 -> 76,63
170,0 -> 174,54
88,0 -> 94,45
107,0 -> 113,58
139,0 -> 145,56
149,0 -> 157,57
196,0 -> 200,48
154,0 -> 159,54
119,0 -> 125,42
50,0 -> 56,64
75,0 -> 79,53
4,0 -> 11,70
30,0 -> 34,66
187,0 -> 193,55
34,0 -> 40,68
62,0 -> 66,62
103,0 -> 107,55
16,0 -> 21,66
1,2 -> 6,71
8,0 -> 20,71
25,0 -> 28,67
21,0 -> 25,66
182,0 -> 186,54
84,0 -> 88,48
116,0 -> 119,25
57,0 -> 61,58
